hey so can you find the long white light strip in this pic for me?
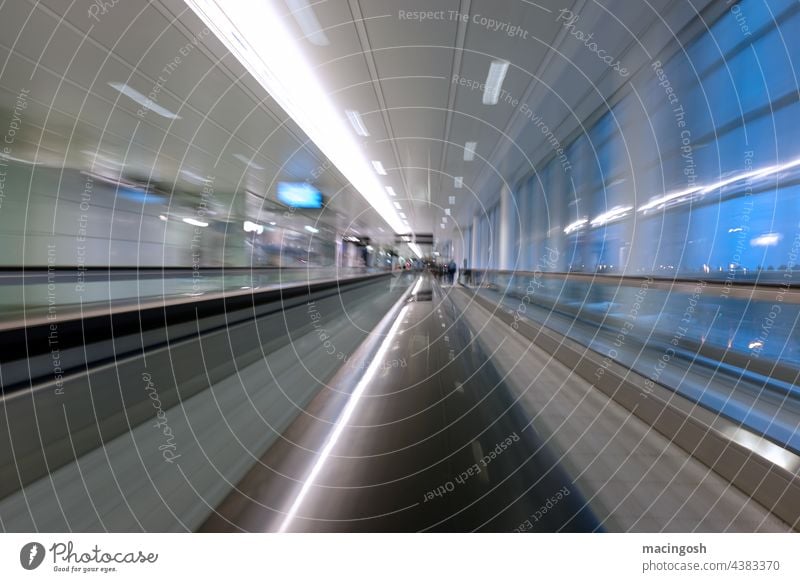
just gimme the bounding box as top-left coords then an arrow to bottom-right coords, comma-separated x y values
639,157 -> 800,214
564,218 -> 588,234
637,159 -> 800,212
233,153 -> 265,171
183,217 -> 208,227
454,177 -> 463,189
590,205 -> 632,227
638,186 -> 701,213
701,157 -> 800,193
408,242 -> 423,258
183,0 -> 405,233
482,60 -> 509,105
703,167 -> 779,194
371,160 -> 387,175
109,82 -> 181,119
751,157 -> 800,179
345,109 -> 370,137
285,0 -> 329,46
182,168 -> 213,184
0,152 -> 41,165
464,141 -> 477,161
279,304 -> 410,532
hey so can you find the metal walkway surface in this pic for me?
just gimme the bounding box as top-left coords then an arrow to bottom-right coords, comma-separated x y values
203,274 -> 600,532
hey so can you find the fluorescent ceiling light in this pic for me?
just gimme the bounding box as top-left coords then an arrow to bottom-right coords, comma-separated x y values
82,149 -> 113,157
243,220 -> 264,234
181,169 -> 212,184
385,186 -> 397,197
448,195 -> 456,204
701,157 -> 800,194
482,60 -> 509,105
89,159 -> 122,171
399,212 -> 406,218
454,177 -> 463,189
233,153 -> 265,171
183,217 -> 208,227
82,150 -> 121,170
284,0 -> 329,45
159,214 -> 168,221
464,141 -> 477,161
81,170 -> 141,189
751,157 -> 800,179
304,225 -> 319,233
109,82 -> 181,119
638,186 -> 701,213
408,243 -> 423,258
345,109 -> 370,137
183,0 -> 405,232
441,216 -> 447,223
564,218 -> 588,234
445,208 -> 451,216
590,206 -> 632,227
372,160 -> 387,175
751,233 -> 781,247
0,153 -> 40,166
393,202 -> 402,209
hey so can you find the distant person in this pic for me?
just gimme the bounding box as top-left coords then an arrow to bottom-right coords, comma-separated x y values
447,259 -> 457,284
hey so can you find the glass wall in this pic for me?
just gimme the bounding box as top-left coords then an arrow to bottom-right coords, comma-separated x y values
475,0 -> 800,281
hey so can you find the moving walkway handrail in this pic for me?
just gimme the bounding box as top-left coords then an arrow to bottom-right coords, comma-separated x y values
459,268 -> 800,400
0,269 -> 392,393
460,268 -> 800,300
0,270 -> 400,499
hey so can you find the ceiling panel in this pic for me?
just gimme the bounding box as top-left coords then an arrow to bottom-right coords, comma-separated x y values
0,0 -> 718,245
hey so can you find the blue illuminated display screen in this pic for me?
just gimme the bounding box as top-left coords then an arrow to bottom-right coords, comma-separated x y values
277,182 -> 324,209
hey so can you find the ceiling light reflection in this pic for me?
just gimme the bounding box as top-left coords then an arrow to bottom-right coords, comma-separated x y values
278,304 -> 411,531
